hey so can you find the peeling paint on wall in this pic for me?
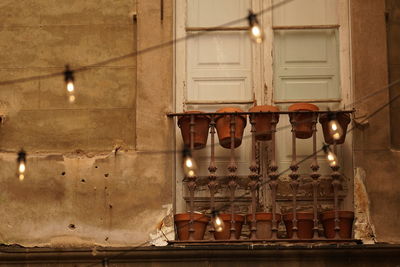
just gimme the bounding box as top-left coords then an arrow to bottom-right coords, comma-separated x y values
354,167 -> 376,244
149,204 -> 174,246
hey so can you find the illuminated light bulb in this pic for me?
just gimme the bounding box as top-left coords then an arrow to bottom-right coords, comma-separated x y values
182,146 -> 197,177
323,144 -> 338,167
185,157 -> 193,168
17,149 -> 26,181
327,113 -> 343,141
67,81 -> 74,92
19,161 -> 25,173
64,65 -> 75,101
247,10 -> 264,44
212,210 -> 225,232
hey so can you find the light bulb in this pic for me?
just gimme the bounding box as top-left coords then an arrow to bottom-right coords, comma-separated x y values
182,147 -> 197,177
212,211 -> 225,232
247,10 -> 264,44
67,81 -> 75,92
323,144 -> 338,167
19,161 -> 25,173
64,65 -> 76,102
17,149 -> 26,181
328,119 -> 343,141
185,157 -> 193,168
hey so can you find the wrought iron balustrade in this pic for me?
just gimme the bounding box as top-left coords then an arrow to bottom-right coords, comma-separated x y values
168,109 -> 355,243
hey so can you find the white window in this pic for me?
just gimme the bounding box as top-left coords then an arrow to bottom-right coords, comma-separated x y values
174,0 -> 353,213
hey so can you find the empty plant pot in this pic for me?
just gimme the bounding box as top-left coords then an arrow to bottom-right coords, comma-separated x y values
321,210 -> 354,239
174,213 -> 209,241
283,212 -> 314,239
178,111 -> 211,149
246,212 -> 281,239
288,103 -> 319,139
215,107 -> 247,149
214,213 -> 245,240
319,112 -> 351,144
248,105 -> 280,141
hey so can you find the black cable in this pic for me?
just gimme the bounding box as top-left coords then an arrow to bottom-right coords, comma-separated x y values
1,0 -> 397,263
82,86 -> 400,266
0,0 -> 294,87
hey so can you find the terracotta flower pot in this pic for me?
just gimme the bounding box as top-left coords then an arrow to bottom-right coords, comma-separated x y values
248,105 -> 280,141
319,112 -> 351,144
174,213 -> 209,241
246,212 -> 281,239
214,213 -> 245,240
321,210 -> 354,239
283,212 -> 314,239
178,111 -> 211,149
288,103 -> 319,139
215,107 -> 247,149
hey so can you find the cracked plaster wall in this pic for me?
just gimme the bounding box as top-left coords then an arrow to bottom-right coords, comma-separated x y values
0,0 -> 173,247
351,0 -> 400,243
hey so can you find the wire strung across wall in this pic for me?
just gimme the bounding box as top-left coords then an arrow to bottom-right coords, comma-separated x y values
0,0 -> 397,265
79,90 -> 400,267
0,0 -> 294,87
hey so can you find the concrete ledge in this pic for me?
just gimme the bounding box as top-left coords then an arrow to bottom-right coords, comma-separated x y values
1,244 -> 400,266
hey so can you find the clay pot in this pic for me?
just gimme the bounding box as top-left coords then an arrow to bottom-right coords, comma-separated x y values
288,103 -> 319,139
174,213 -> 209,241
214,213 -> 245,240
283,212 -> 314,239
246,212 -> 281,239
215,107 -> 247,149
178,111 -> 211,149
248,105 -> 280,141
319,112 -> 351,144
321,210 -> 354,239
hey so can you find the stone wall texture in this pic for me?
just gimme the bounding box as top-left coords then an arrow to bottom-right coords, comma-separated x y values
0,0 -> 173,247
0,0 -> 399,249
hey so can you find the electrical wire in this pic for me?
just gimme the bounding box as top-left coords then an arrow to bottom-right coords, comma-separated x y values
0,0 -> 294,87
79,91 -> 400,266
0,0 -> 397,264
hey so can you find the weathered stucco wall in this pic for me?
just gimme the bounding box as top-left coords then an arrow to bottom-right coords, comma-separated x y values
351,0 -> 400,243
387,0 -> 400,149
0,0 -> 173,247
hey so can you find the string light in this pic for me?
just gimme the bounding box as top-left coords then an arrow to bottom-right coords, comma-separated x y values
211,210 -> 224,232
182,146 -> 197,177
17,149 -> 26,181
327,112 -> 343,141
323,144 -> 338,167
64,65 -> 75,103
247,10 -> 264,44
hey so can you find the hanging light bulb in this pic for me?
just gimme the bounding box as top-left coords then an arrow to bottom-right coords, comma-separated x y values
323,144 -> 338,167
182,146 -> 197,177
327,112 -> 343,141
64,65 -> 76,103
17,149 -> 26,181
211,210 -> 225,232
247,10 -> 264,44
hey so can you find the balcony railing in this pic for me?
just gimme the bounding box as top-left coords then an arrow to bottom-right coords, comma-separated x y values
168,108 -> 355,243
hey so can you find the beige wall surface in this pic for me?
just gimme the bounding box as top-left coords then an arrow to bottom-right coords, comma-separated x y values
0,0 -> 173,247
1,0 -> 399,249
352,0 -> 400,243
387,0 -> 400,149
